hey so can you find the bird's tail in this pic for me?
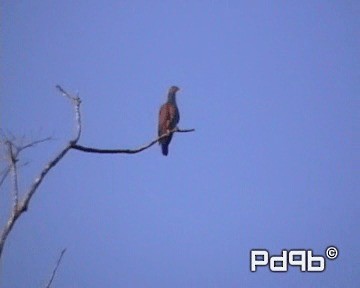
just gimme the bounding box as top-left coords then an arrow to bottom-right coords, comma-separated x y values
161,144 -> 169,156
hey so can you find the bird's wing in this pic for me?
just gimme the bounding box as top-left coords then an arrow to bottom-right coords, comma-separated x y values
168,104 -> 179,128
159,103 -> 179,137
158,103 -> 170,137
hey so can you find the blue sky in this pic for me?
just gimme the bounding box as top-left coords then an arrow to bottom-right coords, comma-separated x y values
1,1 -> 359,287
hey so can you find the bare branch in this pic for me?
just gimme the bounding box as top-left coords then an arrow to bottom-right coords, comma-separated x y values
56,85 -> 82,142
0,145 -> 73,259
0,137 -> 51,190
0,137 -> 50,195
0,85 -> 195,263
0,86 -> 82,259
0,167 -> 10,188
7,142 -> 19,210
45,248 -> 67,288
19,137 -> 52,152
71,127 -> 195,154
55,85 -> 74,100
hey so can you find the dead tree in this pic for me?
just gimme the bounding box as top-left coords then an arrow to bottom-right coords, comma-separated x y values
0,85 -> 194,271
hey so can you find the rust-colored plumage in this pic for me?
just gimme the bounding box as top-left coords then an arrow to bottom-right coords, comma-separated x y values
158,86 -> 180,156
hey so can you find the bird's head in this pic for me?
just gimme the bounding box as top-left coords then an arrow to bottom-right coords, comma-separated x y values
169,86 -> 180,95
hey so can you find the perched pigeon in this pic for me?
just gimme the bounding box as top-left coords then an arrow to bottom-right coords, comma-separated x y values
158,86 -> 180,156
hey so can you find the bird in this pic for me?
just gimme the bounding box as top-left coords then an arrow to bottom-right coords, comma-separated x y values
158,86 -> 180,156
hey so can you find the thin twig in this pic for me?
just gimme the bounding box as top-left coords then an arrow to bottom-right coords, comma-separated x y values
56,85 -> 82,142
45,248 -> 67,288
0,167 -> 10,188
0,138 -> 51,189
55,85 -> 73,101
19,137 -> 52,151
71,128 -> 195,154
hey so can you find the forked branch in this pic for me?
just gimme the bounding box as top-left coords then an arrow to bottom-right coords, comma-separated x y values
0,87 -> 82,258
0,85 -> 194,261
